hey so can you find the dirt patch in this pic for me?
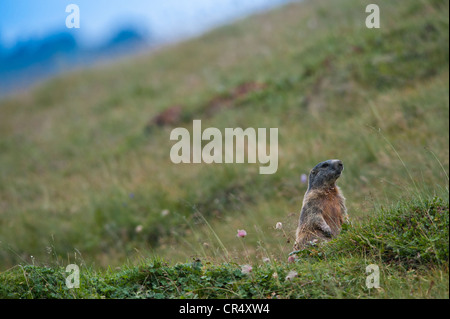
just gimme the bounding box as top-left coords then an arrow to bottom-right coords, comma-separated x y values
146,105 -> 183,130
204,81 -> 267,115
145,81 -> 267,131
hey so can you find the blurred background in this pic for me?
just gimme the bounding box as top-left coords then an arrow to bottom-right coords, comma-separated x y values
0,0 -> 295,95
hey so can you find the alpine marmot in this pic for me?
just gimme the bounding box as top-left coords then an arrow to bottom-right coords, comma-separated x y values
294,159 -> 348,250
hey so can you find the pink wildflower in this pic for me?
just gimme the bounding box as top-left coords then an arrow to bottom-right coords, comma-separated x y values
237,229 -> 247,238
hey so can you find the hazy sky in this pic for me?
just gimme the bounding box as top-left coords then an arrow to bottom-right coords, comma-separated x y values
0,0 -> 295,48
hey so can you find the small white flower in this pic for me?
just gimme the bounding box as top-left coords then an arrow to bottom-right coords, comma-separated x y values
135,225 -> 143,233
285,270 -> 298,281
262,257 -> 270,263
241,264 -> 253,274
161,209 -> 170,217
275,222 -> 283,230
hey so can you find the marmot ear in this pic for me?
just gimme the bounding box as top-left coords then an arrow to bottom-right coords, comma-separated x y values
310,169 -> 317,175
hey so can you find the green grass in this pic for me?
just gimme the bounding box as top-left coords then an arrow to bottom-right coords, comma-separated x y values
1,197 -> 448,298
0,0 -> 448,298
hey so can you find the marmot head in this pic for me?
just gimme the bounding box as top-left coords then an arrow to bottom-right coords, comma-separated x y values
308,159 -> 344,190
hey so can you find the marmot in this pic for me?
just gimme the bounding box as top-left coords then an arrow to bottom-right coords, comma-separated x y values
294,159 -> 348,250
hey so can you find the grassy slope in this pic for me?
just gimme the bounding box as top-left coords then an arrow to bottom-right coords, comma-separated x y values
0,197 -> 448,298
0,0 -> 449,298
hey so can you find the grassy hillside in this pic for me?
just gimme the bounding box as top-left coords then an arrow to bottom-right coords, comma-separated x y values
1,197 -> 448,298
0,0 -> 448,298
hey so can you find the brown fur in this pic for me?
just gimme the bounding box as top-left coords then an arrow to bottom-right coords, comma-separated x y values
294,173 -> 347,250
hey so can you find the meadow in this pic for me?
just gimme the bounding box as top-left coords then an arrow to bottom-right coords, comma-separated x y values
0,0 -> 448,298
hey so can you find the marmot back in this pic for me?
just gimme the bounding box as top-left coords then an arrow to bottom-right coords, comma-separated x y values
294,159 -> 348,250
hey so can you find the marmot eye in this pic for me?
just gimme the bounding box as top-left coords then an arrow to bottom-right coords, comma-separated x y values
322,163 -> 329,168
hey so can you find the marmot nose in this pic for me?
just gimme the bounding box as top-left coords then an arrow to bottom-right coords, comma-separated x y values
332,160 -> 344,171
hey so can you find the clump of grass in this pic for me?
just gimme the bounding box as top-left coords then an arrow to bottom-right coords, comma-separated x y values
295,197 -> 449,268
0,264 -> 88,299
